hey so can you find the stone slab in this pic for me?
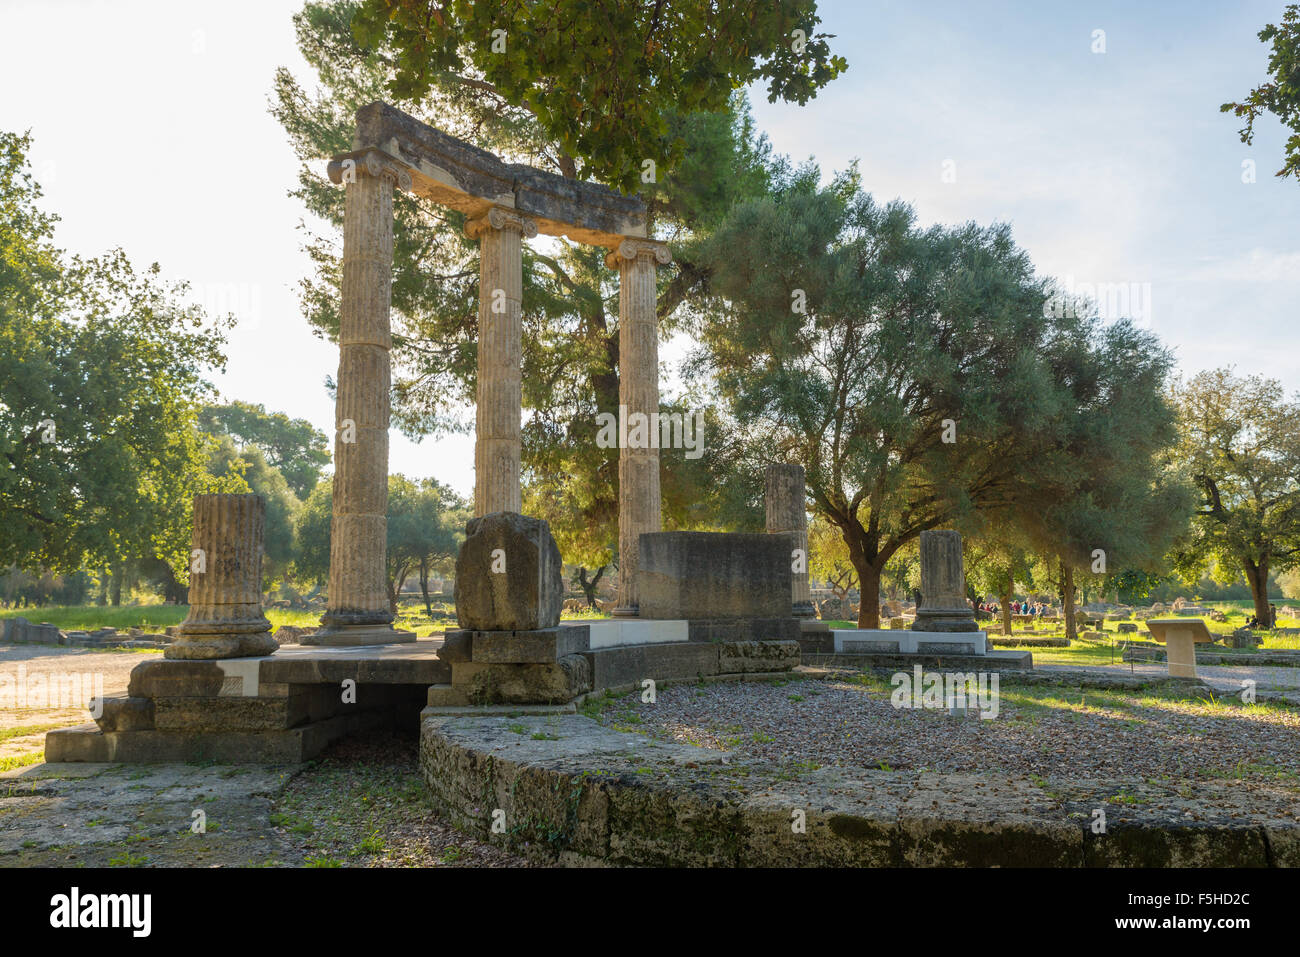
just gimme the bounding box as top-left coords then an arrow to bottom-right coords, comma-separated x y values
585,619 -> 688,649
834,628 -> 987,655
469,626 -> 591,663
44,711 -> 388,764
802,650 -> 1034,671
638,531 -> 792,620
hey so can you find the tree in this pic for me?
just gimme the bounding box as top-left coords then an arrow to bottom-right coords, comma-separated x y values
200,400 -> 331,499
693,166 -> 1104,628
1222,4 -> 1300,182
294,473 -> 462,614
351,0 -> 846,193
272,2 -> 786,581
1173,368 -> 1300,626
0,130 -> 234,590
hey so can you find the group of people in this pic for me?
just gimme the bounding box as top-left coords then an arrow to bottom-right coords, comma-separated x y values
977,600 -> 1049,616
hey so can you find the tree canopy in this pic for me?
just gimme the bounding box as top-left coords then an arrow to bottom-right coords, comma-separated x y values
1222,4 -> 1300,182
0,130 -> 233,581
351,0 -> 846,193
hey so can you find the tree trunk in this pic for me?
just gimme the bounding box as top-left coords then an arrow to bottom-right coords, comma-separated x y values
110,563 -> 123,607
855,562 -> 882,628
999,579 -> 1013,636
98,567 -> 109,606
578,565 -> 606,610
1061,560 -> 1078,643
419,558 -> 432,616
1243,557 -> 1271,627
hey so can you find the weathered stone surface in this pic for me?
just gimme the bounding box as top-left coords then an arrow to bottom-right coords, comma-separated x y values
469,626 -> 590,664
454,512 -> 563,631
583,642 -> 721,690
419,714 -> 1295,867
450,654 -> 591,706
912,530 -> 978,633
128,660 -> 227,699
0,618 -> 62,644
765,463 -> 815,618
93,696 -> 155,733
609,240 -> 671,615
717,640 -> 801,674
436,629 -> 474,662
638,531 -> 793,620
346,102 -> 646,247
686,617 -> 802,643
168,494 -> 279,660
469,208 -> 535,516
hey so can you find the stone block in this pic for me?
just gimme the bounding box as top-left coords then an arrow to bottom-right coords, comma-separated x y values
128,660 -> 227,699
454,512 -> 563,631
638,531 -> 792,620
93,696 -> 155,732
437,629 -> 474,662
717,640 -> 800,674
152,695 -> 308,732
451,655 -> 591,705
470,626 -> 590,664
584,642 -> 720,690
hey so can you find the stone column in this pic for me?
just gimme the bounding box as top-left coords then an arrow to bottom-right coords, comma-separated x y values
167,494 -> 278,659
309,151 -> 414,646
765,463 -> 815,618
466,207 -> 537,516
606,239 -> 671,616
912,529 -> 978,632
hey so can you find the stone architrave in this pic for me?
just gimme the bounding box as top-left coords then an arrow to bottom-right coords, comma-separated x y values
466,208 -> 538,516
309,150 -> 414,646
606,239 -> 671,617
765,463 -> 815,618
911,529 -> 979,632
166,494 -> 278,660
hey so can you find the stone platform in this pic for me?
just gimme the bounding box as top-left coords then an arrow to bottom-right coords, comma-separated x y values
833,628 -> 988,655
45,641 -> 447,764
44,628 -> 803,762
419,712 -> 1300,866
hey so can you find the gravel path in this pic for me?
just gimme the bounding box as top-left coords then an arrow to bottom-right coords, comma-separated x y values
0,646 -> 158,762
594,675 -> 1300,784
1041,661 -> 1300,692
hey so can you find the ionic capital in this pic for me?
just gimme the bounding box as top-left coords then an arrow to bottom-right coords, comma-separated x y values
326,149 -> 413,192
605,238 -> 672,270
465,207 -> 539,240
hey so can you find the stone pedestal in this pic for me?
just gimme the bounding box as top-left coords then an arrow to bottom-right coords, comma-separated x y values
166,494 -> 278,660
606,240 -> 671,616
765,463 -> 815,618
911,529 -> 978,633
428,512 -> 584,707
310,151 -> 414,646
467,208 -> 537,517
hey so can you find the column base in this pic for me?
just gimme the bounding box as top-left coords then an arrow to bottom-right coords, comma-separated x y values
611,606 -> 639,618
164,632 -> 278,660
793,601 -> 817,619
302,623 -> 416,646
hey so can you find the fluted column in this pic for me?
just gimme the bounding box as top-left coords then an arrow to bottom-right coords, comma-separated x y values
765,463 -> 815,618
606,239 -> 671,616
467,207 -> 537,516
167,494 -> 277,659
310,151 -> 414,645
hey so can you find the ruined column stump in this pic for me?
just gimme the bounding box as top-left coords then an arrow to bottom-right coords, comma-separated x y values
911,529 -> 979,633
765,463 -> 815,618
166,494 -> 278,660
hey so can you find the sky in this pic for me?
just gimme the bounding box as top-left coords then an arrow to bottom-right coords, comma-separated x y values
2,0 -> 1297,500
